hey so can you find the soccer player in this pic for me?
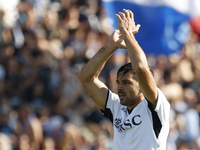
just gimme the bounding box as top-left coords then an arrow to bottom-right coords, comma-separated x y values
79,9 -> 170,150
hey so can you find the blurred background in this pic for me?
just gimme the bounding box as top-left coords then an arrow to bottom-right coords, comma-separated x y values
0,0 -> 200,150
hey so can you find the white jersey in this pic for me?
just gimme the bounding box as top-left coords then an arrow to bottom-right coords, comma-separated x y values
102,88 -> 170,150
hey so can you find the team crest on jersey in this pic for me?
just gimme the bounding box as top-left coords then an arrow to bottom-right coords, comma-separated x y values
114,118 -> 122,127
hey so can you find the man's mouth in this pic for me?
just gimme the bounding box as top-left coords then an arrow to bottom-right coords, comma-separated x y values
118,92 -> 125,99
119,95 -> 124,99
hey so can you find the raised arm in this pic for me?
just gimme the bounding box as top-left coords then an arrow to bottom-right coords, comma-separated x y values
79,30 -> 127,110
115,9 -> 158,106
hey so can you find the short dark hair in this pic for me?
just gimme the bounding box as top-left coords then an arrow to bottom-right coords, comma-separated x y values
117,62 -> 154,80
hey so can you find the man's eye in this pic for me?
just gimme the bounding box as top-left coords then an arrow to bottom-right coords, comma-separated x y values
124,81 -> 128,84
123,81 -> 128,84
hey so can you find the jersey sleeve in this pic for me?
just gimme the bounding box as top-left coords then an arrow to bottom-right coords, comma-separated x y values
154,88 -> 170,125
101,90 -> 119,123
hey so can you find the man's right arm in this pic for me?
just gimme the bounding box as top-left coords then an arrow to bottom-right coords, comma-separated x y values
78,44 -> 115,110
79,30 -> 125,110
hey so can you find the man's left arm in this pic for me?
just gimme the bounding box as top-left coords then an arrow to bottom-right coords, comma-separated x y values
115,9 -> 158,106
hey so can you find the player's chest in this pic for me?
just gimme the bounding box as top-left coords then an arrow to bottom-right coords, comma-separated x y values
113,105 -> 151,133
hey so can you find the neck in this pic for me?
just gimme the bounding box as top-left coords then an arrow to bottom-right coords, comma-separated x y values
127,93 -> 144,110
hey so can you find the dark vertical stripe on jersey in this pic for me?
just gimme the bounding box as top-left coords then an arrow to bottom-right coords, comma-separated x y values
100,90 -> 114,123
147,100 -> 162,138
101,108 -> 113,123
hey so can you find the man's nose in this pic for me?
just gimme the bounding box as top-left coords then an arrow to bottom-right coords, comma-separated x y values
117,84 -> 124,91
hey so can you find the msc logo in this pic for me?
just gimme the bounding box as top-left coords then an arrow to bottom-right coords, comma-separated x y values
114,115 -> 142,132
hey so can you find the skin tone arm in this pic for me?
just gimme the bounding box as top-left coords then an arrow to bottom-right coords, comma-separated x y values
115,9 -> 158,106
79,30 -> 130,111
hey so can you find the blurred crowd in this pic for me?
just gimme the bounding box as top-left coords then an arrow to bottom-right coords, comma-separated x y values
0,0 -> 200,150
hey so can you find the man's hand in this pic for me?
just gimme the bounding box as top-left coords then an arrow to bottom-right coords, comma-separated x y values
108,9 -> 140,50
109,29 -> 127,49
115,9 -> 140,36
